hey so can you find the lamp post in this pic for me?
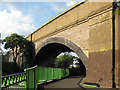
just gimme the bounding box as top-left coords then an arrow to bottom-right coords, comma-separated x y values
0,33 -> 2,63
0,33 -> 2,90
0,33 -> 2,54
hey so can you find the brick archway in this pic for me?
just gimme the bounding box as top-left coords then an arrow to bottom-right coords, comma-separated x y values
35,37 -> 88,68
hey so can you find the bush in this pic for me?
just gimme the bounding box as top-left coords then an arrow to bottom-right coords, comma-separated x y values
2,62 -> 24,76
69,66 -> 86,76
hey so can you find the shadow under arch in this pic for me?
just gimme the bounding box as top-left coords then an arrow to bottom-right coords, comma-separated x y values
35,37 -> 88,68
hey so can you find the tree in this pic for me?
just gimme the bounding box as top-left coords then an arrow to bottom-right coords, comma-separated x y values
57,52 -> 86,76
57,52 -> 78,68
3,33 -> 34,68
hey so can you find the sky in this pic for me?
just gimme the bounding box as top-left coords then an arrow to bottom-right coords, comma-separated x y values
0,0 -> 118,51
0,0 -> 118,54
0,0 -> 83,52
0,0 -> 82,39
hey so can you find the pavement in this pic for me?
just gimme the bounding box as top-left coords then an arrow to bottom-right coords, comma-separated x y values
37,76 -> 85,89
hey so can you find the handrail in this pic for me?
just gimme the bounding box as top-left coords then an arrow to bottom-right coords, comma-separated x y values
25,66 -> 69,90
1,66 -> 69,90
2,72 -> 26,89
24,65 -> 37,71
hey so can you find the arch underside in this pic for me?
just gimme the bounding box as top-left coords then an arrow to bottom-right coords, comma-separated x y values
35,37 -> 88,68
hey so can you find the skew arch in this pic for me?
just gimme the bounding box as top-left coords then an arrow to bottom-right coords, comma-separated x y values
35,37 -> 88,68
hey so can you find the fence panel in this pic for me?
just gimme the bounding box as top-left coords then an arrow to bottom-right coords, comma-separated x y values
2,66 -> 69,90
2,72 -> 26,89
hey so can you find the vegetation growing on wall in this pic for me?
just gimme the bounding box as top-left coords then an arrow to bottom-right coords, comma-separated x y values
113,1 -> 120,15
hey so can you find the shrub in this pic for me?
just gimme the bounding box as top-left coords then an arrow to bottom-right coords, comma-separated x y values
2,62 -> 23,76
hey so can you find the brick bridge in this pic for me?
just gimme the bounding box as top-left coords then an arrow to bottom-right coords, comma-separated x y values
26,1 -> 120,88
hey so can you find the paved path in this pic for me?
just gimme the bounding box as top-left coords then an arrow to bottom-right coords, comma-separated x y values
38,76 -> 84,89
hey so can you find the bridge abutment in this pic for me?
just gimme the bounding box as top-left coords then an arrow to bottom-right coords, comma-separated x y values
114,7 -> 120,88
87,4 -> 120,88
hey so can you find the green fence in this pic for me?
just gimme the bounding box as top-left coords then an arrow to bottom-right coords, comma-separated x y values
25,65 -> 69,90
1,66 -> 69,90
2,72 -> 26,89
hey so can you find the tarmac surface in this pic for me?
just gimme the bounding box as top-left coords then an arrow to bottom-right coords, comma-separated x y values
37,76 -> 85,89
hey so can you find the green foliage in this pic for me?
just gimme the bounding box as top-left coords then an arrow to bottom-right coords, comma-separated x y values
57,52 -> 78,68
98,78 -> 102,82
3,33 -> 35,68
2,62 -> 23,76
57,52 -> 86,76
113,8 -> 120,15
3,33 -> 24,50
23,40 -> 35,67
113,2 -> 120,15
69,60 -> 86,76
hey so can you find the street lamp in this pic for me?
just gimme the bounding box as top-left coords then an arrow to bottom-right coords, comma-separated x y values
0,33 -> 2,90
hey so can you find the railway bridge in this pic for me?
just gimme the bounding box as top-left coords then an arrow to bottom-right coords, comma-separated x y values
26,1 -> 120,88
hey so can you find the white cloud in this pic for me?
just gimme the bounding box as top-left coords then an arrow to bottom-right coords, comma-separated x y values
2,0 -> 84,2
66,1 -> 77,7
0,9 -> 35,52
2,0 -> 73,2
50,2 -> 68,12
0,9 -> 35,39
50,1 -> 77,13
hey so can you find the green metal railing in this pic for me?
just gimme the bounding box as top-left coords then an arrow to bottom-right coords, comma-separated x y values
25,65 -> 69,90
2,72 -> 26,89
1,65 -> 69,90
